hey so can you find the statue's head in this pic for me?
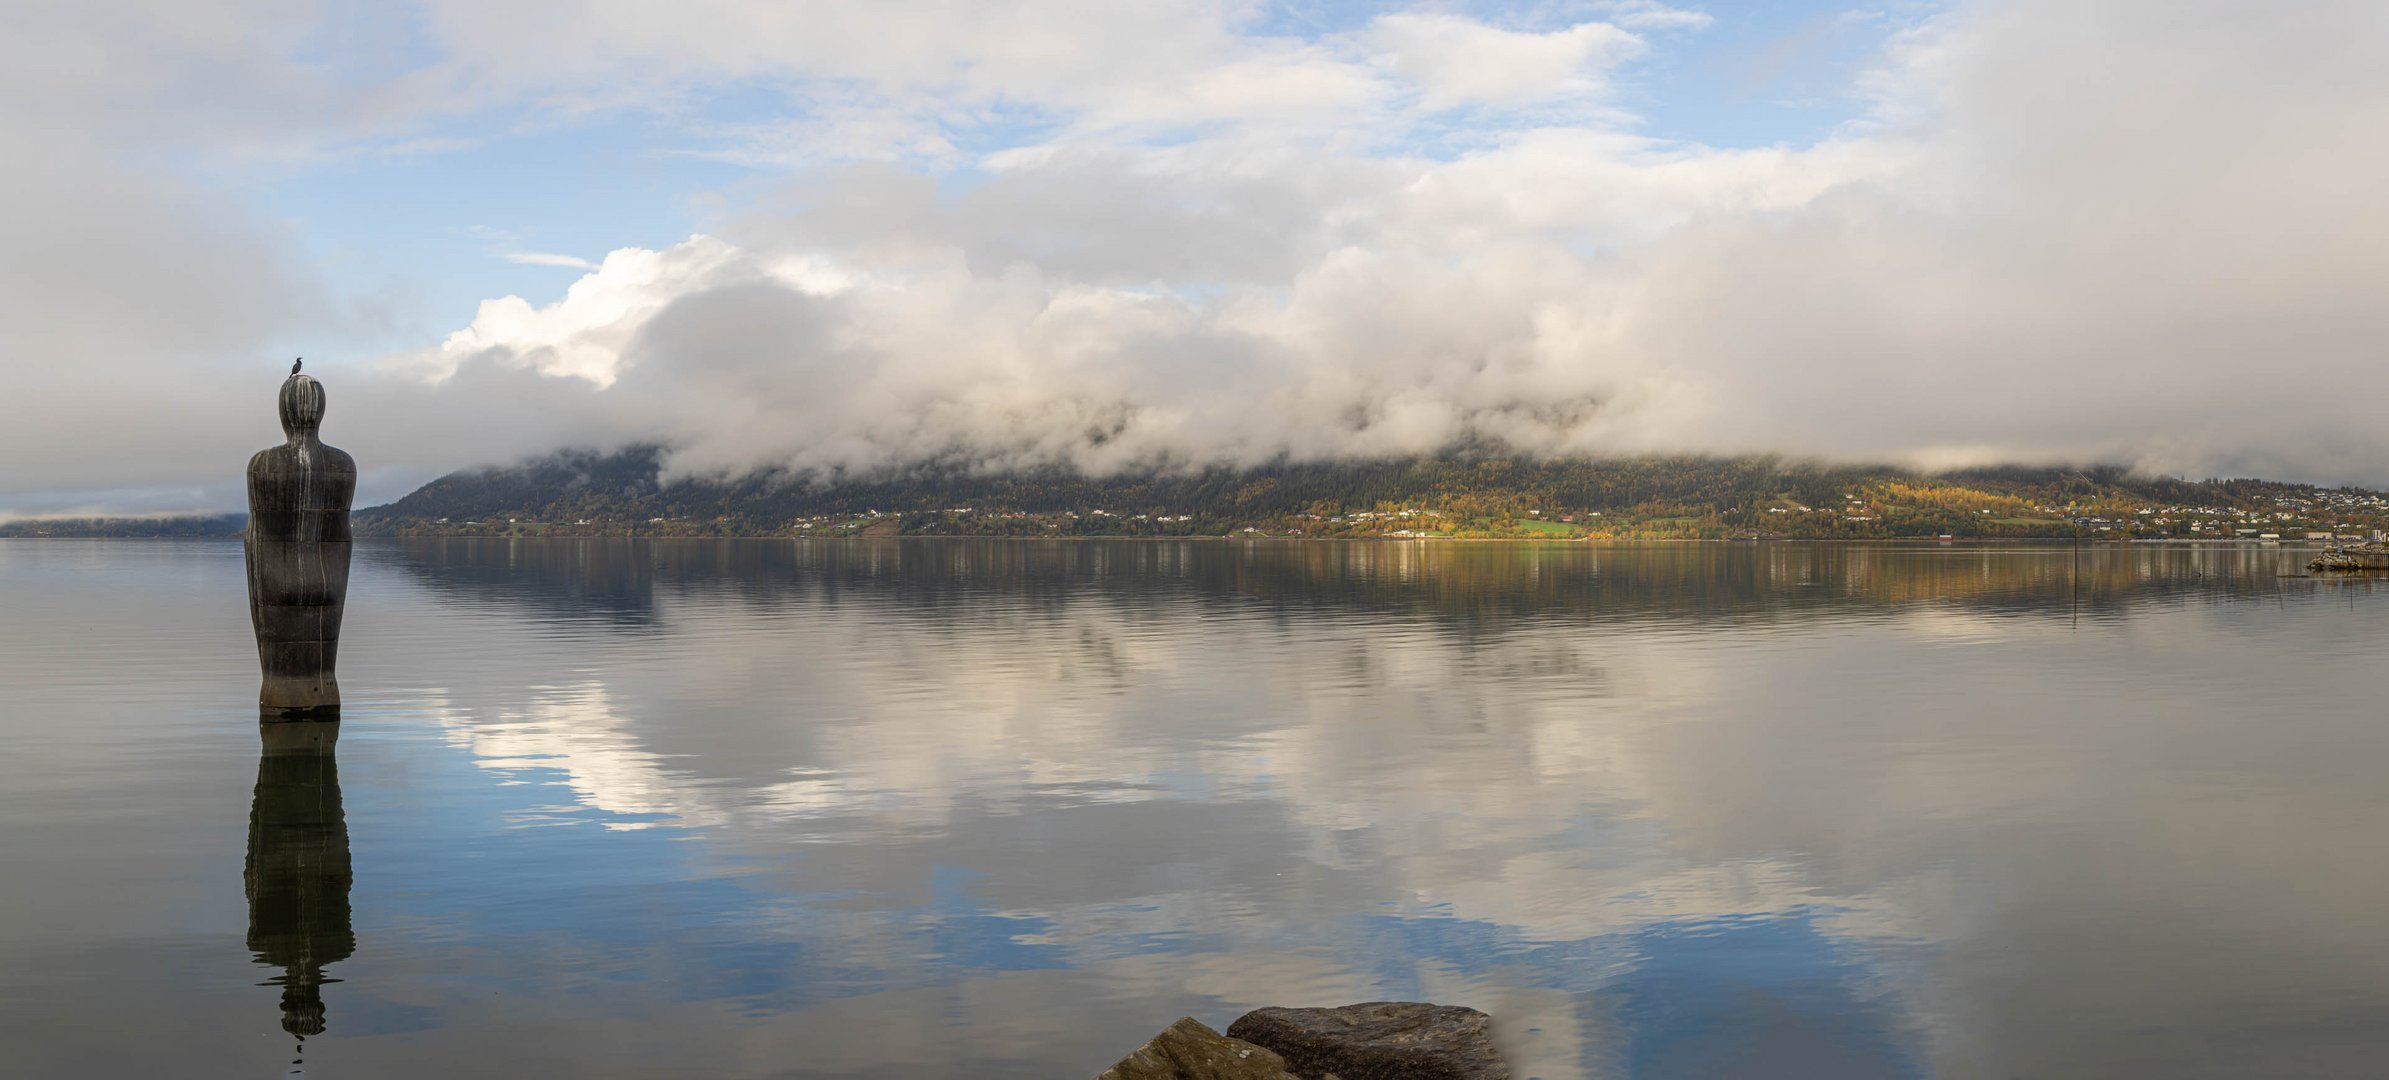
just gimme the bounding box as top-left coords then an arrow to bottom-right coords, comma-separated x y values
279,374 -> 326,441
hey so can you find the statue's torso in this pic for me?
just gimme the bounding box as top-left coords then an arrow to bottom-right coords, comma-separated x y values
246,441 -> 356,544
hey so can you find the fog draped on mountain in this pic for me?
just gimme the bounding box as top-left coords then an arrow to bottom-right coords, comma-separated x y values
3,1 -> 2386,519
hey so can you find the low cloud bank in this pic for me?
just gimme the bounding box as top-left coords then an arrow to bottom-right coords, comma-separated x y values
372,1 -> 2389,490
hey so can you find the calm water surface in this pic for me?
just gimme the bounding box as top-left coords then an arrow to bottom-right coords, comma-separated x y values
2,538 -> 2385,1079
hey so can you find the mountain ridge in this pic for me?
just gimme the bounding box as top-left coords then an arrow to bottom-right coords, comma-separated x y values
345,444 -> 2389,541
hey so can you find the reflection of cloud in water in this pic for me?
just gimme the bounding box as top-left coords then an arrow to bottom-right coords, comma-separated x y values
399,563 -> 1926,1075
363,540 -> 2389,1078
427,682 -> 744,831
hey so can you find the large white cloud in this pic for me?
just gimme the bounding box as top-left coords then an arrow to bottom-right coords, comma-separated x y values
5,0 -> 2389,515
374,0 -> 2389,488
1366,13 -> 1642,111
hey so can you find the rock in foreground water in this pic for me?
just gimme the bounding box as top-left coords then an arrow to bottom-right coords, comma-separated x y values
1097,1016 -> 1309,1080
1226,1002 -> 1507,1080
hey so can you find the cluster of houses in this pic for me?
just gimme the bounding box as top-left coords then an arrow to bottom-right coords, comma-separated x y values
2117,495 -> 2388,541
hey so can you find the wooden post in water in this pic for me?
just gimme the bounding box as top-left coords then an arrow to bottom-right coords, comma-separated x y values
245,366 -> 356,716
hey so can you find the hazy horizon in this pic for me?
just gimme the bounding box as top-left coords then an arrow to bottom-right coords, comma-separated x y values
7,0 -> 2387,518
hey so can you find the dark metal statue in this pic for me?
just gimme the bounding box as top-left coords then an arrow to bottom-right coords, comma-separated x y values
245,367 -> 355,715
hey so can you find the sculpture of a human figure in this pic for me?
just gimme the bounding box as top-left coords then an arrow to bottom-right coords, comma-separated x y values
246,370 -> 355,715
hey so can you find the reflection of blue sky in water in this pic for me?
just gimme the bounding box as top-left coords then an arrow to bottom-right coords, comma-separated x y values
3,539 -> 2386,1078
1611,915 -> 1920,1080
345,686 -> 1927,1080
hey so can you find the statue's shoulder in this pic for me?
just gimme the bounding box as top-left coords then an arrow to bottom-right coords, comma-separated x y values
318,443 -> 359,474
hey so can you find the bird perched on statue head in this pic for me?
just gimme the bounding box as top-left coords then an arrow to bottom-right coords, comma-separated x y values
291,357 -> 303,375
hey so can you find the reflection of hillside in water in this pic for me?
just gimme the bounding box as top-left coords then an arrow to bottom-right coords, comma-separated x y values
374,537 -> 2346,633
367,538 -> 661,629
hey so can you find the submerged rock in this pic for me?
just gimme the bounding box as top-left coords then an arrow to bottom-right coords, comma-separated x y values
1226,1002 -> 1508,1080
1097,1016 -> 1309,1080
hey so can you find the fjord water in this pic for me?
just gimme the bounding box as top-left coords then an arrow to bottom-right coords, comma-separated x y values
2,540 -> 2384,1079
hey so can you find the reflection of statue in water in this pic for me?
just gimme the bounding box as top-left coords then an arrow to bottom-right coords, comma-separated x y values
246,721 -> 354,1045
246,370 -> 355,715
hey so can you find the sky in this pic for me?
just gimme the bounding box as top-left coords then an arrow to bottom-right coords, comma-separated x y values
4,0 -> 2387,517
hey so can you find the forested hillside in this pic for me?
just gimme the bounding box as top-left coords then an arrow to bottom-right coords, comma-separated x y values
356,446 -> 2389,541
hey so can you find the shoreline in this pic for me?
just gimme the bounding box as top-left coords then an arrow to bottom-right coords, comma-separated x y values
5,532 -> 2362,548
